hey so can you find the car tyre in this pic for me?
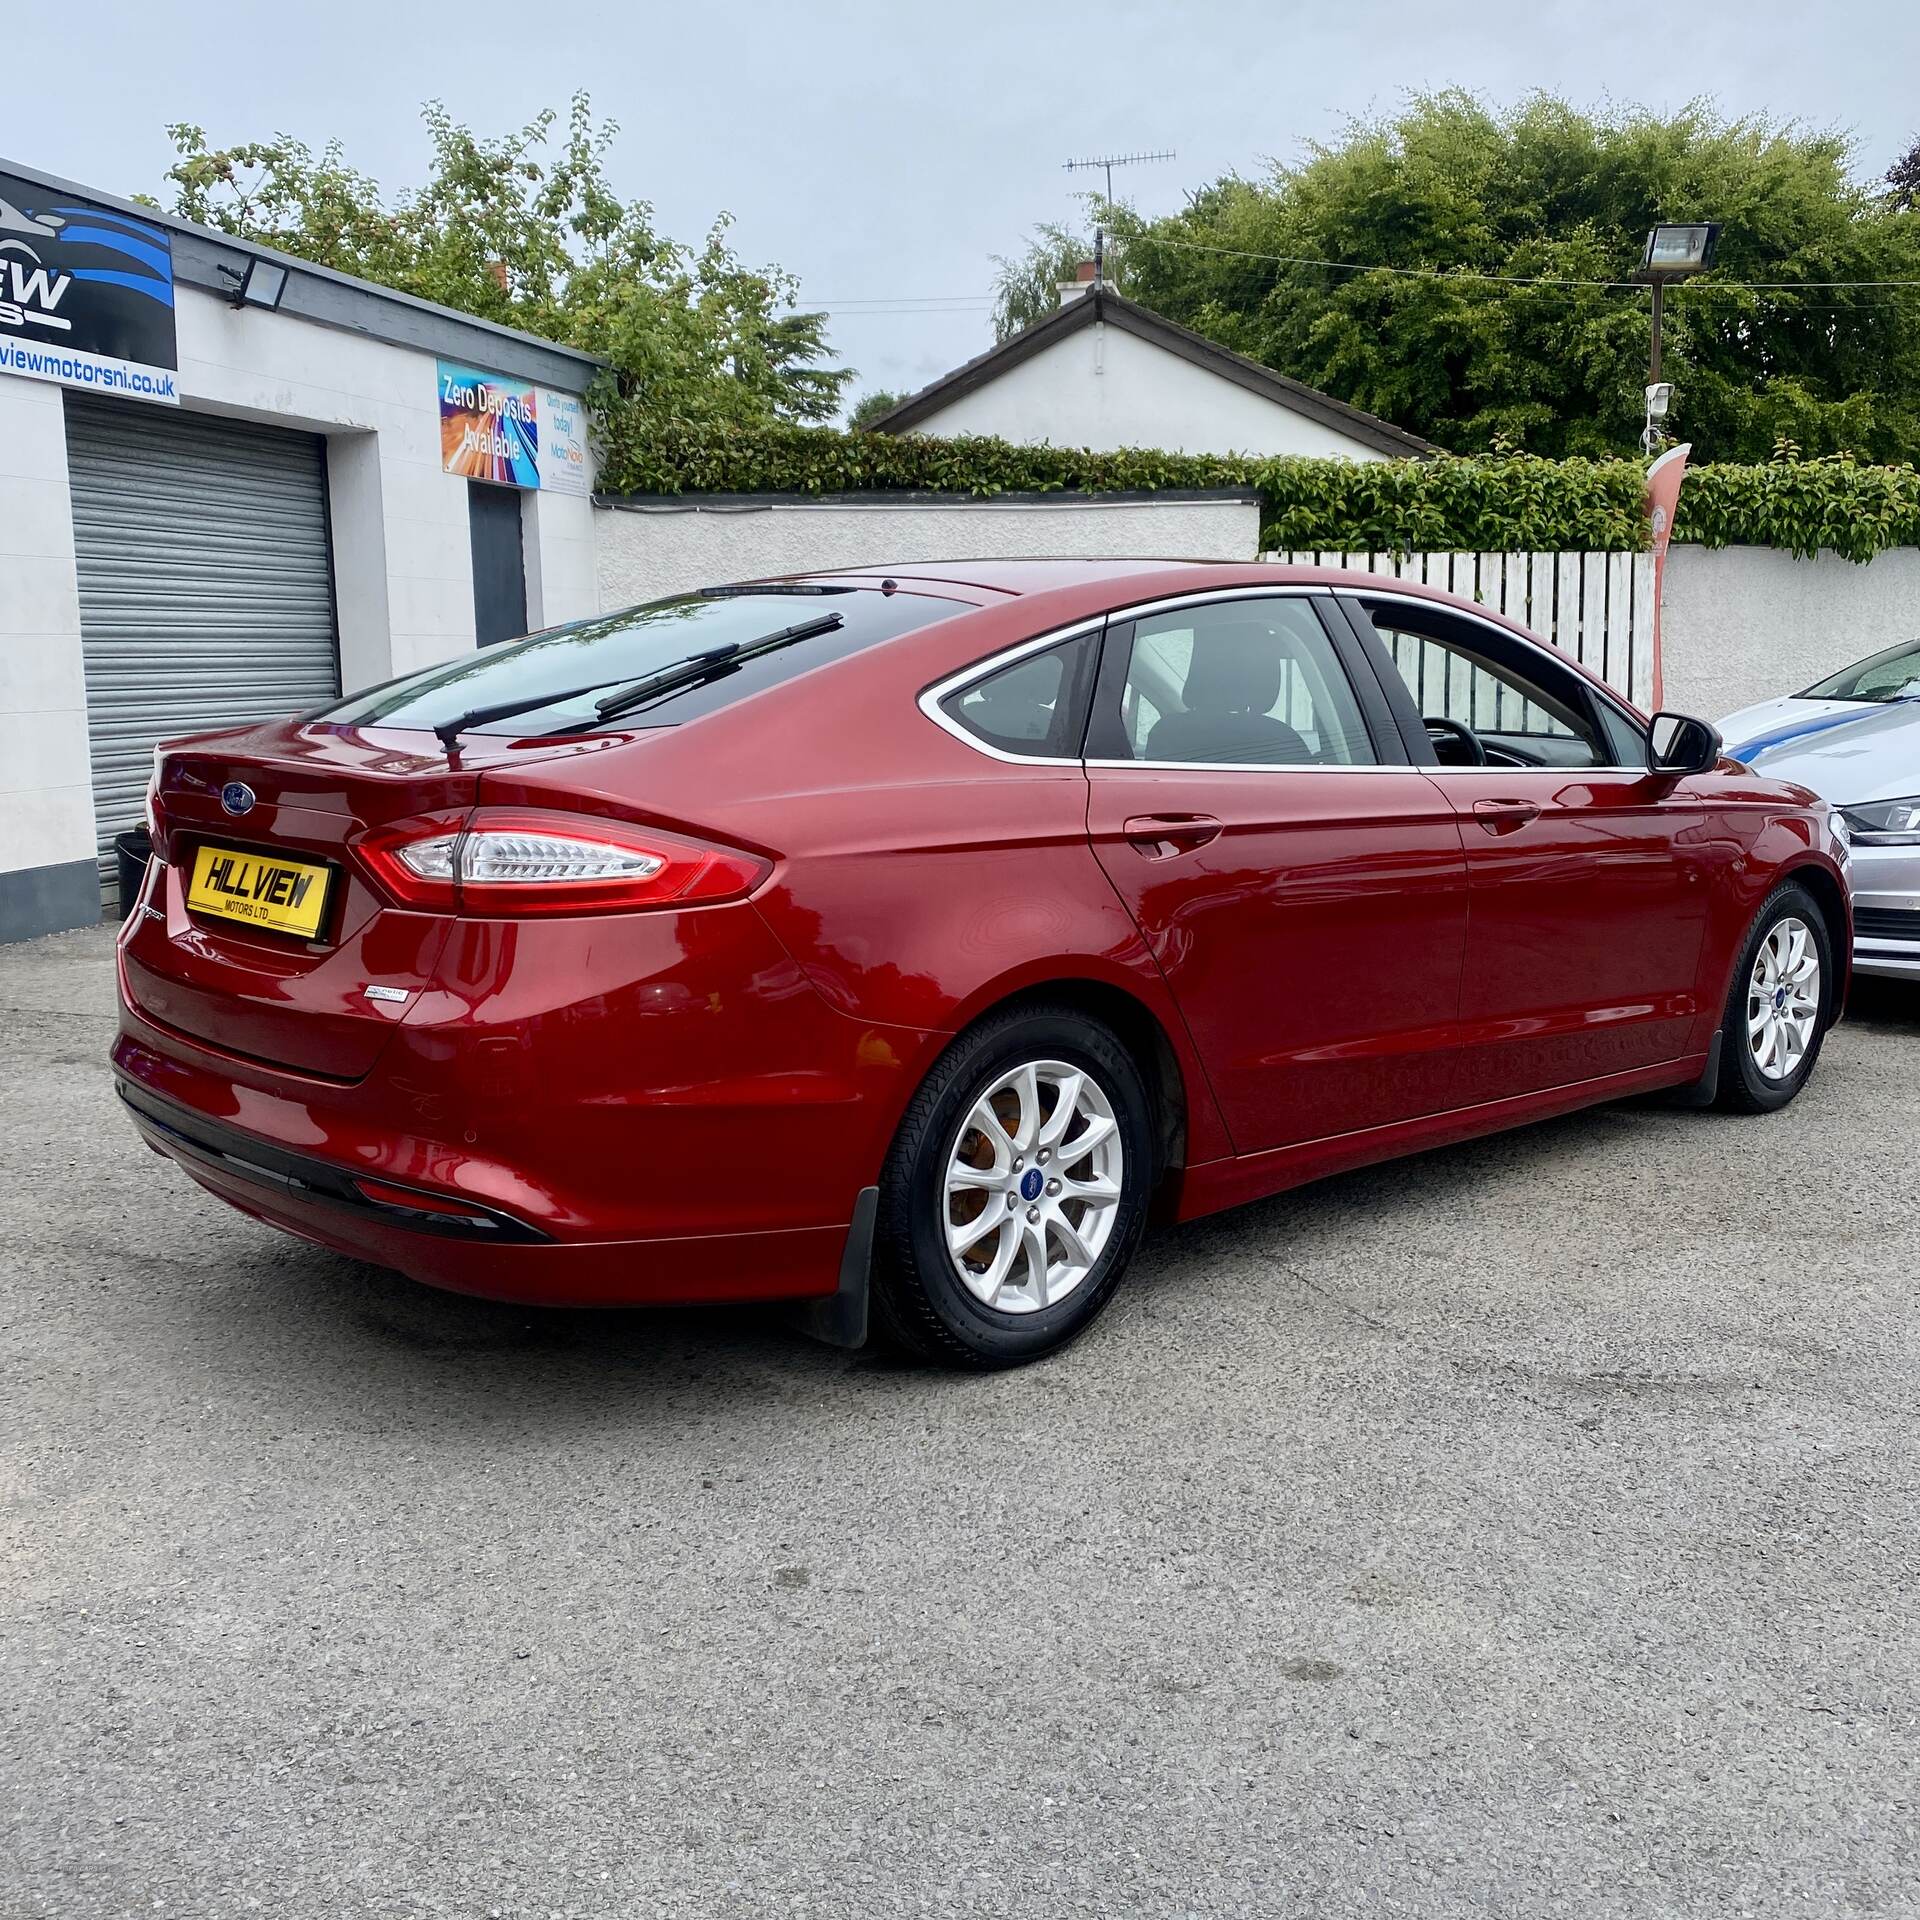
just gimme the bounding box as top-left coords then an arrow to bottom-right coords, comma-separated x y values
1716,882 -> 1834,1115
872,1004 -> 1155,1370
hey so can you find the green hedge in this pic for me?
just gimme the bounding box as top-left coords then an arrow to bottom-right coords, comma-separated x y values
1675,461 -> 1920,562
596,420 -> 1920,562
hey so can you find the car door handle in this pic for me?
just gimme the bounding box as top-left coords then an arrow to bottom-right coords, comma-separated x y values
1123,813 -> 1223,857
1472,798 -> 1542,834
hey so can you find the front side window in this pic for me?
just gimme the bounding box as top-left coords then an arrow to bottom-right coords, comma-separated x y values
1110,599 -> 1378,767
1361,603 -> 1607,770
319,586 -> 965,737
1801,639 -> 1920,703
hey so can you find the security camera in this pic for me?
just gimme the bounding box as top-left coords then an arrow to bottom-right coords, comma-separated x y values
1645,382 -> 1674,420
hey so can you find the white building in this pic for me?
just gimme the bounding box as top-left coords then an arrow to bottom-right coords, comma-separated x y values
1,158 -> 602,942
870,277 -> 1431,462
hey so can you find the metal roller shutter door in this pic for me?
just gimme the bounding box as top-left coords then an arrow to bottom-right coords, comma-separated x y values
66,396 -> 340,899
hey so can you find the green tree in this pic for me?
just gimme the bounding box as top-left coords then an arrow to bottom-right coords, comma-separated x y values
847,387 -> 908,429
158,96 -> 853,431
1014,93 -> 1920,461
990,214 -> 1135,339
1888,136 -> 1920,212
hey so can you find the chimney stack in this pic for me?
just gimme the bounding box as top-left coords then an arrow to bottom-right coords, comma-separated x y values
1057,260 -> 1100,306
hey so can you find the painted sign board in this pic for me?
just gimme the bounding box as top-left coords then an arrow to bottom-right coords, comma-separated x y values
438,360 -> 590,492
536,386 -> 589,495
0,172 -> 178,403
437,361 -> 539,487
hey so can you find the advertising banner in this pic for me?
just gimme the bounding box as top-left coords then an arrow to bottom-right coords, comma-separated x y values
438,360 -> 539,487
1644,442 -> 1691,712
536,386 -> 589,495
0,173 -> 178,404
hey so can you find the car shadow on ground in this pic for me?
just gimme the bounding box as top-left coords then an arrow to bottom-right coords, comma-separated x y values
1844,976 -> 1920,1034
156,1083 -> 1719,1434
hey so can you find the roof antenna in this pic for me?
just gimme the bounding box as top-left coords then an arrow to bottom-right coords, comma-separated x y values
1063,149 -> 1177,211
1062,151 -> 1173,289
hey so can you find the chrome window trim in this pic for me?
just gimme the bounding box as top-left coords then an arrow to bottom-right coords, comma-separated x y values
918,581 -> 1658,777
1083,758 -> 1435,775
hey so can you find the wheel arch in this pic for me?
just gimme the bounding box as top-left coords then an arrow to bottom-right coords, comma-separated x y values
1782,860 -> 1851,1019
921,975 -> 1205,1182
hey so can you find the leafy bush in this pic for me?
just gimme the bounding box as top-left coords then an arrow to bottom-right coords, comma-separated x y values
597,420 -> 1920,561
1676,459 -> 1920,562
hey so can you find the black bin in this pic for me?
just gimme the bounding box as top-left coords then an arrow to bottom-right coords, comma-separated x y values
114,828 -> 153,918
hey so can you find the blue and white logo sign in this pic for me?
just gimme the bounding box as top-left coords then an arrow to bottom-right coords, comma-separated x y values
0,172 -> 178,406
1019,1167 -> 1045,1202
220,782 -> 256,817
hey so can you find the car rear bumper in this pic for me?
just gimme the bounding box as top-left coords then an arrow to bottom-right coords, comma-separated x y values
113,897 -> 939,1308
1847,840 -> 1920,982
116,1071 -> 855,1308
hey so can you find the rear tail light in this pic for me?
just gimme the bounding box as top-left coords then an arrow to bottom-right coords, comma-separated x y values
356,809 -> 771,915
146,750 -> 168,856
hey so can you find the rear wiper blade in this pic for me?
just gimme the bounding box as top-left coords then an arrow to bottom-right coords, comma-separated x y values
432,675 -> 639,752
429,613 -> 845,752
591,613 -> 844,722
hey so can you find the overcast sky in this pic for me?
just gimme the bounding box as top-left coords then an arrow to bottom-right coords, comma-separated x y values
9,0 -> 1917,409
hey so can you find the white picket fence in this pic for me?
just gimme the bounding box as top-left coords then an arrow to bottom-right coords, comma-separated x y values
1262,549 -> 1657,708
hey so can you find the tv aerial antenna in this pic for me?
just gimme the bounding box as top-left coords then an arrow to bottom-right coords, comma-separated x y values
1062,150 -> 1175,286
1063,149 -> 1176,207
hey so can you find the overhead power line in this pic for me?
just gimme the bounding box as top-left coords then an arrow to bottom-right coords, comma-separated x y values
810,295 -> 994,308
1132,231 -> 1920,293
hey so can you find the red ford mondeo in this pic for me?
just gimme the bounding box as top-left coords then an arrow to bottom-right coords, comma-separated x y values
116,560 -> 1850,1367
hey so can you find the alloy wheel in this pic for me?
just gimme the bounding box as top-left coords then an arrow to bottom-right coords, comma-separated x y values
1746,915 -> 1821,1082
942,1059 -> 1125,1314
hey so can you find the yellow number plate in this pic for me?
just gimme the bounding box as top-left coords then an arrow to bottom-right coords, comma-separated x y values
186,844 -> 333,939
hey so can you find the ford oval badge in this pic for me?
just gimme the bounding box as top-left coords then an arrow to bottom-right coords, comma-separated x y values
220,781 -> 256,817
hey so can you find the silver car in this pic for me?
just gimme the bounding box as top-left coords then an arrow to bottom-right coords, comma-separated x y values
1721,639 -> 1920,982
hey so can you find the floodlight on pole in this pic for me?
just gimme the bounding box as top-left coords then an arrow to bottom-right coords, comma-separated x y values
1635,221 -> 1721,393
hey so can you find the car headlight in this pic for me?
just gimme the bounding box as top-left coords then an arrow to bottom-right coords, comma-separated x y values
1840,796 -> 1920,843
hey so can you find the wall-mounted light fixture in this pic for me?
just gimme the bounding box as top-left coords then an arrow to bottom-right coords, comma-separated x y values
217,257 -> 290,312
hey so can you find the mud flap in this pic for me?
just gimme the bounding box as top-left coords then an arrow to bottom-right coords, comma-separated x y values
785,1186 -> 876,1349
1668,1029 -> 1723,1109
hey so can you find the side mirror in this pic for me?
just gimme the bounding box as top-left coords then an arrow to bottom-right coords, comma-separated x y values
1650,711 -> 1722,776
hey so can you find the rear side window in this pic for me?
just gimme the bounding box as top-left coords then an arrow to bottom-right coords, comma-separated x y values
940,634 -> 1098,759
1110,598 -> 1378,767
317,586 -> 965,736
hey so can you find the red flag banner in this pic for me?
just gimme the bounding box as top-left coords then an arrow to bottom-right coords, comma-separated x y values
1644,444 -> 1690,711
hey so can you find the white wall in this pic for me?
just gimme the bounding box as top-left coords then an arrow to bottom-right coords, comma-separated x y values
1661,545 -> 1920,721
171,286 -> 598,682
594,494 -> 1263,610
905,323 -> 1395,461
0,377 -> 90,895
0,283 -> 600,935
522,487 -> 599,631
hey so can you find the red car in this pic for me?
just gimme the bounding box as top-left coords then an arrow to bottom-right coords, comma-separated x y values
116,561 -> 1849,1368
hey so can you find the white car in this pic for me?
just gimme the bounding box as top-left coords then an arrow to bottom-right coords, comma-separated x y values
1721,640 -> 1920,982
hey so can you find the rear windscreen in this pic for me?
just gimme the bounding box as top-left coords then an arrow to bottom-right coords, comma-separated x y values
316,586 -> 965,736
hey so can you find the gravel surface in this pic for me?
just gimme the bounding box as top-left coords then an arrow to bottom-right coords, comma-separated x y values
4,925 -> 1918,1918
